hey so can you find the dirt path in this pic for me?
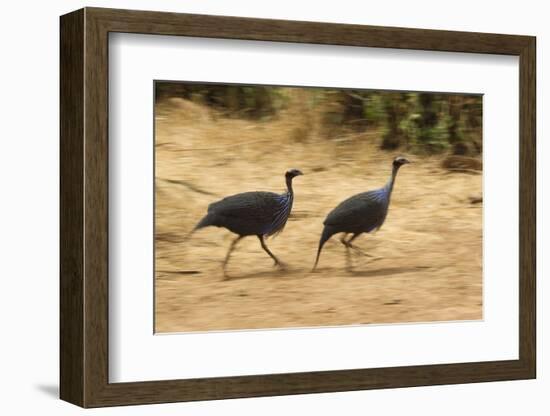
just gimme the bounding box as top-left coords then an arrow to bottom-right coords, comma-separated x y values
154,99 -> 482,333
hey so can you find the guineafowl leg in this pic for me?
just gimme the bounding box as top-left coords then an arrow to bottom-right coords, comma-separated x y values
344,234 -> 373,257
258,235 -> 285,268
339,234 -> 353,271
345,234 -> 361,251
222,235 -> 244,276
346,234 -> 381,262
339,233 -> 350,246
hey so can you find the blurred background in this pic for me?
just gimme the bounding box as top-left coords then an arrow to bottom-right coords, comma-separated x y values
156,82 -> 483,156
154,83 -> 482,333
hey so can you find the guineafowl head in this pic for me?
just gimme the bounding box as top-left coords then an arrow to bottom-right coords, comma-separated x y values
285,168 -> 304,179
393,156 -> 411,169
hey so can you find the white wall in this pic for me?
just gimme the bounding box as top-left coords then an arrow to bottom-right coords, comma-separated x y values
0,0 -> 545,414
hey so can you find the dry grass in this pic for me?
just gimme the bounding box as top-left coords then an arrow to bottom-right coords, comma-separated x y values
155,98 -> 482,333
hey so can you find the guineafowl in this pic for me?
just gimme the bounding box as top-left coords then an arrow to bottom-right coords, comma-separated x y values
312,157 -> 410,270
193,169 -> 303,275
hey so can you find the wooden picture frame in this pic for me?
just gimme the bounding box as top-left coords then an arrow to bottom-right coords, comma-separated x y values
60,7 -> 536,408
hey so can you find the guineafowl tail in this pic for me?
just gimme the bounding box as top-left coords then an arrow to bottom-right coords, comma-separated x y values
186,214 -> 216,240
194,214 -> 216,230
312,226 -> 334,271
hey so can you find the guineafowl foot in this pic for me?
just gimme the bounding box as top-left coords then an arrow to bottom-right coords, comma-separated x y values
221,265 -> 234,280
348,244 -> 379,259
356,250 -> 383,262
351,246 -> 368,256
367,256 -> 383,263
274,260 -> 288,270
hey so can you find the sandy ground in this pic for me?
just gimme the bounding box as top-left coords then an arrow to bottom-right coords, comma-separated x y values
154,98 -> 482,333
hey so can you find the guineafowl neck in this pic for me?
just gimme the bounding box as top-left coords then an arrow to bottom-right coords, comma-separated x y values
285,176 -> 294,197
385,165 -> 400,194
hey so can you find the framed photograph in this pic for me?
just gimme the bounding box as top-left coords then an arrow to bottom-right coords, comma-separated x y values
60,7 -> 536,408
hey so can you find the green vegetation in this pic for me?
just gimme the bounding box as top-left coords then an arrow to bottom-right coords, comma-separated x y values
155,82 -> 482,155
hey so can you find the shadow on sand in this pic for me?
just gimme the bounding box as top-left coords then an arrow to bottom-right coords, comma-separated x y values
348,266 -> 428,278
158,265 -> 431,281
223,266 -> 309,281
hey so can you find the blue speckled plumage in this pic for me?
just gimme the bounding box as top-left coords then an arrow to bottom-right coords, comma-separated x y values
313,157 -> 410,270
323,188 -> 390,234
203,190 -> 293,237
